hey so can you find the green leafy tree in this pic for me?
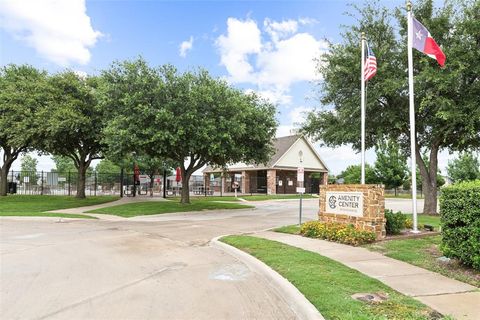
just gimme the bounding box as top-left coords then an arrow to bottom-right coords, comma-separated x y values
447,152 -> 480,182
40,72 -> 106,198
20,154 -> 38,173
301,0 -> 480,214
95,159 -> 120,174
51,155 -> 77,173
19,154 -> 39,186
0,65 -> 48,195
338,164 -> 377,184
95,159 -> 121,187
102,59 -> 277,203
374,140 -> 408,194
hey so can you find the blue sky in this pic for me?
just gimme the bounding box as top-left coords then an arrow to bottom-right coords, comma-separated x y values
0,0 -> 455,174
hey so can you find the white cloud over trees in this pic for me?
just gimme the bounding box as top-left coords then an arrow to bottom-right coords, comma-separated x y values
0,0 -> 102,66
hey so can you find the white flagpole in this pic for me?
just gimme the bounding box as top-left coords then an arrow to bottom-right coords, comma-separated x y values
361,32 -> 366,185
407,1 -> 419,233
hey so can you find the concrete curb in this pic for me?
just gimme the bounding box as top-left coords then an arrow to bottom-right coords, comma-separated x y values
210,235 -> 324,320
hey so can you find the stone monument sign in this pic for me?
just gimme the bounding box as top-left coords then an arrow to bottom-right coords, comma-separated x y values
319,184 -> 385,239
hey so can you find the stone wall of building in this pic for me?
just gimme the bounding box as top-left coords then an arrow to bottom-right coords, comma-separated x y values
241,171 -> 251,194
267,169 -> 276,195
319,184 -> 385,239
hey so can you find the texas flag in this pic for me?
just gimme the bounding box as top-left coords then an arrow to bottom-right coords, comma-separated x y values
411,17 -> 446,67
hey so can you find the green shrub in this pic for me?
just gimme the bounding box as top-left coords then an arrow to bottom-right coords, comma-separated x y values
440,180 -> 480,270
385,209 -> 407,235
300,221 -> 376,246
405,218 -> 413,229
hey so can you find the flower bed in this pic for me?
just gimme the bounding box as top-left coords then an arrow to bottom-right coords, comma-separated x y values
300,221 -> 376,246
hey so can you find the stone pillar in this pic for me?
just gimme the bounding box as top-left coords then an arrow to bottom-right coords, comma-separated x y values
267,169 -> 276,195
322,172 -> 328,185
242,171 -> 250,194
221,174 -> 227,193
203,174 -> 209,189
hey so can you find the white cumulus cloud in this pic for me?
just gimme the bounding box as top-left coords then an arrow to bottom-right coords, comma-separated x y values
215,17 -> 327,105
0,0 -> 102,66
179,36 -> 194,57
216,18 -> 262,83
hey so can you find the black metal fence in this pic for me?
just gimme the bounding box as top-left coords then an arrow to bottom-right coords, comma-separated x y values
3,171 -> 221,197
4,171 -> 124,196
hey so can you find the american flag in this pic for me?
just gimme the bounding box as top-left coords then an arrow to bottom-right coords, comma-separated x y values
364,43 -> 377,81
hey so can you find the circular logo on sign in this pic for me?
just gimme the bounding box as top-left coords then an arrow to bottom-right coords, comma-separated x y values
328,195 -> 337,209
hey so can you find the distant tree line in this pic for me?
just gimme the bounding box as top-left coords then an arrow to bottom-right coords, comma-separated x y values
332,140 -> 479,194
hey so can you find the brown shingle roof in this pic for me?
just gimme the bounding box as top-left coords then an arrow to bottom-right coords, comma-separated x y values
203,135 -> 300,172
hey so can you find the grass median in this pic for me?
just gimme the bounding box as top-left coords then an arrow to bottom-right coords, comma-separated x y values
87,199 -> 253,217
174,194 -> 316,201
221,235 -> 444,320
0,195 -> 118,218
365,235 -> 479,287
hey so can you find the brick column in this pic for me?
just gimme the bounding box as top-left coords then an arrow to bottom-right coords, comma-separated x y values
221,174 -> 227,193
267,169 -> 276,195
203,174 -> 209,189
322,172 -> 328,185
242,171 -> 250,194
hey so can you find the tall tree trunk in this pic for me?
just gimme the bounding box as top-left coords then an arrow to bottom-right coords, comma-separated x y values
416,143 -> 439,214
150,174 -> 155,197
0,166 -> 9,196
76,163 -> 87,199
0,153 -> 15,196
180,168 -> 191,204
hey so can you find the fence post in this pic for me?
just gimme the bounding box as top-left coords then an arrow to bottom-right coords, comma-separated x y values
41,171 -> 44,195
68,171 -> 71,196
94,171 -> 97,196
120,168 -> 124,198
162,169 -> 166,199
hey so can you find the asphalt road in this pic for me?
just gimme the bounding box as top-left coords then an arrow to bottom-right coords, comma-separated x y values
0,197 -> 425,319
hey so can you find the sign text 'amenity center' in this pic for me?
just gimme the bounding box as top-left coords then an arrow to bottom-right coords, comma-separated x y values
325,191 -> 363,217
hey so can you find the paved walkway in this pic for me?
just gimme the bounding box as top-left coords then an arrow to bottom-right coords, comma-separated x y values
48,195 -> 171,220
254,231 -> 479,320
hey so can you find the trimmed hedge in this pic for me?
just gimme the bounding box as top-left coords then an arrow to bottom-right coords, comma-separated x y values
385,209 -> 407,235
300,221 -> 376,246
440,180 -> 480,270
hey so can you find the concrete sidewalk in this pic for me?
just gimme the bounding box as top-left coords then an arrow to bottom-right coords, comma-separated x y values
47,196 -> 171,220
254,231 -> 479,320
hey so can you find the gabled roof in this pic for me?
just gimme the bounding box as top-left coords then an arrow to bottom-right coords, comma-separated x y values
203,134 -> 329,173
266,134 -> 300,167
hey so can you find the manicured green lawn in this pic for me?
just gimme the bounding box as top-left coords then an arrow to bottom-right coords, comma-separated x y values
0,195 -> 118,218
274,214 -> 441,235
241,194 -> 316,201
385,194 -> 423,199
185,196 -> 240,202
221,235 -> 442,320
87,199 -> 253,217
1,212 -> 96,219
274,224 -> 302,234
365,235 -> 479,287
175,194 -> 316,201
405,214 -> 441,230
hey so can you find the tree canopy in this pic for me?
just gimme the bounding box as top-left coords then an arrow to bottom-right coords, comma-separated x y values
0,65 -> 48,195
339,164 -> 377,184
40,71 -> 106,198
301,0 -> 480,213
102,58 -> 277,203
374,140 -> 408,190
447,152 -> 480,182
